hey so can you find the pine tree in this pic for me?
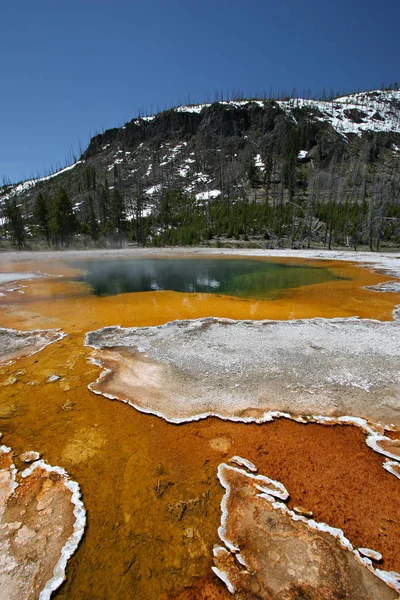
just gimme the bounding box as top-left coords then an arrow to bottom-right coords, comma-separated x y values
34,192 -> 50,245
50,188 -> 77,246
5,199 -> 25,249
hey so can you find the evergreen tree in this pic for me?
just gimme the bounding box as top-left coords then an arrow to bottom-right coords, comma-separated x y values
34,192 -> 50,245
5,199 -> 25,249
50,188 -> 77,246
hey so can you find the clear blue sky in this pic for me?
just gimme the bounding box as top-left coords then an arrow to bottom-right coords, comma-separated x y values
1,0 -> 399,184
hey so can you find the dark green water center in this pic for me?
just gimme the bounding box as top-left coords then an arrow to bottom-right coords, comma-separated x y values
70,258 -> 341,300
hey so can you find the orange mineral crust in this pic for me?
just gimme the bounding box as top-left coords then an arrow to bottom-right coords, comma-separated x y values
0,253 -> 399,599
1,344 -> 400,600
0,256 -> 399,332
213,463 -> 398,599
161,574 -> 232,599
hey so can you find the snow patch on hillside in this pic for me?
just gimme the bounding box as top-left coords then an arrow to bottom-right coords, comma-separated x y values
278,90 -> 400,136
196,189 -> 221,201
145,184 -> 162,196
107,157 -> 123,171
173,91 -> 400,136
298,150 -> 309,159
0,161 -> 84,204
175,99 -> 266,114
254,154 -> 265,171
160,142 -> 187,166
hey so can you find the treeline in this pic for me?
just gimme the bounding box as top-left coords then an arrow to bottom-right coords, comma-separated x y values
2,154 -> 400,251
3,188 -> 80,250
3,185 -> 398,252
2,177 -> 128,250
141,188 -> 400,251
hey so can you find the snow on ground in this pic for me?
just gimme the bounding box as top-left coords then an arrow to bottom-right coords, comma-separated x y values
175,99 -> 266,114
297,150 -> 309,159
195,190 -> 221,201
194,173 -> 210,183
278,90 -> 400,137
145,184 -> 162,196
126,206 -> 152,221
254,154 -> 265,171
0,161 -> 84,203
178,165 -> 190,177
73,201 -> 83,212
160,142 -> 187,166
178,156 -> 195,178
175,103 -> 211,114
107,157 -> 124,171
173,91 -> 400,136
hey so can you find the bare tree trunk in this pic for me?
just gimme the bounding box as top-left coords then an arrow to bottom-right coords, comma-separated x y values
325,160 -> 335,248
306,179 -> 315,249
290,204 -> 297,248
368,172 -> 378,251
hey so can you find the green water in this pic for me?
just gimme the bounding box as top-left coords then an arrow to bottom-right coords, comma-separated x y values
70,257 -> 341,300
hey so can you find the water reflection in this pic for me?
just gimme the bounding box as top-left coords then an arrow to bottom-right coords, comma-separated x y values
70,258 -> 341,300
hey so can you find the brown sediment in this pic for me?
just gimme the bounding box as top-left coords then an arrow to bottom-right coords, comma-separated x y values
160,573 -> 232,599
0,445 -> 84,600
213,462 -> 399,599
0,254 -> 399,598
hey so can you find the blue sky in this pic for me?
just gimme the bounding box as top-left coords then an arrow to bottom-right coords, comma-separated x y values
1,0 -> 399,183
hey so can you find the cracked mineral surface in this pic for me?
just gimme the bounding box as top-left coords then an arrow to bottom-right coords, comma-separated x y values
0,328 -> 65,366
213,462 -> 399,599
0,445 -> 85,600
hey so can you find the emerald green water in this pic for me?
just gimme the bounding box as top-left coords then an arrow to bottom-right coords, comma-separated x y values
70,257 -> 341,300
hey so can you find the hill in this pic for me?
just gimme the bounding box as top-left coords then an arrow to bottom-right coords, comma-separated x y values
1,89 -> 400,250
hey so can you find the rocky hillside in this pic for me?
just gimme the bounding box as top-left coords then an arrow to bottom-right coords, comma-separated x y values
1,89 -> 400,249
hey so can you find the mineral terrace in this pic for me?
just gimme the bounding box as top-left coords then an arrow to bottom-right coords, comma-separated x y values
213,461 -> 399,599
0,444 -> 85,600
0,328 -> 65,366
86,317 -> 400,425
